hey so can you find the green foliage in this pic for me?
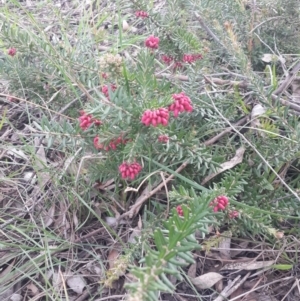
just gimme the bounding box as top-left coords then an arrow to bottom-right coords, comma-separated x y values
127,187 -> 216,301
2,0 -> 300,300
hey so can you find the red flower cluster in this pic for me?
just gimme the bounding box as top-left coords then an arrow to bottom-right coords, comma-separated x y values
229,210 -> 239,219
168,92 -> 193,117
135,11 -> 149,18
141,108 -> 169,127
176,205 -> 184,216
161,53 -> 203,65
182,53 -> 203,63
79,111 -> 102,130
210,195 -> 229,212
101,73 -> 108,79
8,48 -> 16,57
174,61 -> 183,69
145,35 -> 159,49
101,84 -> 117,98
94,136 -> 128,151
161,55 -> 183,70
119,162 -> 142,180
158,135 -> 169,143
161,55 -> 173,65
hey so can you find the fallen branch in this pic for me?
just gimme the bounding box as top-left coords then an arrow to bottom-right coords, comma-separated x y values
203,75 -> 249,89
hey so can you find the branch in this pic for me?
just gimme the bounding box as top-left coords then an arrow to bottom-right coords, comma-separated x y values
204,116 -> 248,146
213,272 -> 250,301
194,12 -> 225,48
203,75 -> 249,89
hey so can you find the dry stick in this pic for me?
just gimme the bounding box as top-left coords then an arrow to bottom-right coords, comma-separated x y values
271,61 -> 300,112
73,227 -> 107,243
94,296 -> 125,301
156,73 -> 249,89
204,116 -> 248,146
228,276 -> 293,301
273,61 -> 300,96
203,75 -> 249,89
194,12 -> 225,48
213,272 -> 251,301
116,161 -> 189,221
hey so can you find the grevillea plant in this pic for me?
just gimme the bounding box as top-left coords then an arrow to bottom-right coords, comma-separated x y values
3,1 -> 300,300
126,187 -> 218,301
79,45 -> 212,184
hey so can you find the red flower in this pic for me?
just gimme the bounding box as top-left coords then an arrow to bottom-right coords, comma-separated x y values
94,136 -> 104,149
93,119 -> 102,126
158,135 -> 169,143
79,111 -> 102,130
119,162 -> 142,180
161,55 -> 173,65
141,108 -> 169,127
210,196 -> 229,212
182,54 -> 195,63
229,210 -> 239,219
101,84 -> 117,99
182,54 -> 202,64
8,48 -> 16,57
182,53 -> 203,64
94,135 -> 128,151
176,205 -> 183,216
192,54 -> 203,60
173,61 -> 183,70
145,35 -> 159,49
79,112 -> 93,130
135,11 -> 149,18
101,73 -> 108,79
168,92 -> 193,117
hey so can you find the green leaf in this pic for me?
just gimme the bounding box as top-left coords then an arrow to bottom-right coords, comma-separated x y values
271,264 -> 293,271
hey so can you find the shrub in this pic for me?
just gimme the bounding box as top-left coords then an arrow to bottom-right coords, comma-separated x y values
1,1 -> 300,300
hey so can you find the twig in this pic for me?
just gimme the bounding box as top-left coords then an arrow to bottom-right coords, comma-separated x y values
203,75 -> 249,89
194,12 -> 225,48
249,16 -> 284,34
228,276 -> 293,301
271,94 -> 300,112
204,116 -> 248,146
94,295 -> 125,301
273,61 -> 300,96
73,227 -> 106,243
155,72 -> 189,82
156,73 -> 249,89
270,61 -> 300,113
213,272 -> 250,301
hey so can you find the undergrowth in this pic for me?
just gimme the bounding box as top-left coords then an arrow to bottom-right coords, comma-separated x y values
1,0 -> 300,300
